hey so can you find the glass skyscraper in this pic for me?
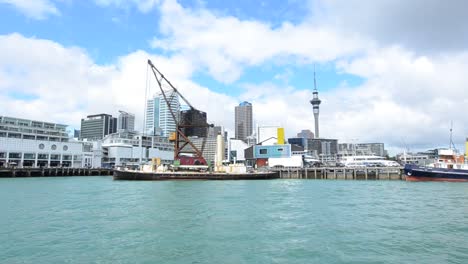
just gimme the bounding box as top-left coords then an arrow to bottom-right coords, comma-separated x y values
145,91 -> 180,137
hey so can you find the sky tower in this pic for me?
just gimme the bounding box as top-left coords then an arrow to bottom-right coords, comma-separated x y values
310,69 -> 321,138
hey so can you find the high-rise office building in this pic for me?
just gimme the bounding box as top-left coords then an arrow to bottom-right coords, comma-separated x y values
117,110 -> 135,132
235,101 -> 253,142
80,114 -> 117,140
145,91 -> 180,136
297,129 -> 314,139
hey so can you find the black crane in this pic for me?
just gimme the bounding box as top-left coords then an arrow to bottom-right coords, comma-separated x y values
147,59 -> 209,166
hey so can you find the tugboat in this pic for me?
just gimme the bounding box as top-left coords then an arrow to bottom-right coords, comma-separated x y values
404,148 -> 468,182
404,126 -> 468,182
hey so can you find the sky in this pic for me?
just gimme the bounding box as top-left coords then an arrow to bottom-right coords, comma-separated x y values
1,0 -> 468,154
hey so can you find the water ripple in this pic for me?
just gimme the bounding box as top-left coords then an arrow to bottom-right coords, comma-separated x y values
0,178 -> 467,264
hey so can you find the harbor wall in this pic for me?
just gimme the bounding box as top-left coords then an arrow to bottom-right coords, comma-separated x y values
272,167 -> 404,180
0,168 -> 113,178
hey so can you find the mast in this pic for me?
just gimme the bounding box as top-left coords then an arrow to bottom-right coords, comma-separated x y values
449,121 -> 454,150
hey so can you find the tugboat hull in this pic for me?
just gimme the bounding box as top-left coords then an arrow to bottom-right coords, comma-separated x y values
404,164 -> 468,182
113,170 -> 280,181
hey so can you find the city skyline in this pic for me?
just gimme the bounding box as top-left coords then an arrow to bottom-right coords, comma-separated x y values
1,1 -> 468,153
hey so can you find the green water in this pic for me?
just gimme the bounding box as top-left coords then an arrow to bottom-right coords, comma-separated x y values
0,177 -> 467,264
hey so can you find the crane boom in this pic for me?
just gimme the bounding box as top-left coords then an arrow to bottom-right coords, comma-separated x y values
147,59 -> 196,110
146,59 -> 208,166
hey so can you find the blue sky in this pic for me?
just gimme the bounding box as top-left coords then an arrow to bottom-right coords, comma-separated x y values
1,0 -> 468,152
0,0 -> 361,97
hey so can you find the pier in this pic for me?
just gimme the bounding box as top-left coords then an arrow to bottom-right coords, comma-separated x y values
0,168 -> 113,178
272,167 -> 405,180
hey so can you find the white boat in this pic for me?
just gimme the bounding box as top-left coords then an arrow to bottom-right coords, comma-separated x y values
341,155 -> 400,167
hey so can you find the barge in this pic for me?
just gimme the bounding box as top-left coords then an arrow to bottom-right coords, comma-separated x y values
113,169 -> 279,181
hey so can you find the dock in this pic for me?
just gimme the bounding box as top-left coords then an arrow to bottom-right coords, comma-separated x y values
0,167 -> 405,180
0,168 -> 113,178
272,167 -> 405,180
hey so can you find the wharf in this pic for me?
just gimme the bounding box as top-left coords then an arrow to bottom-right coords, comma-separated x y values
273,167 -> 405,180
0,168 -> 113,178
113,169 -> 279,181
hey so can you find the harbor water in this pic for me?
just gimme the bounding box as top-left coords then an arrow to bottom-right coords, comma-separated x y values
1,177 -> 467,264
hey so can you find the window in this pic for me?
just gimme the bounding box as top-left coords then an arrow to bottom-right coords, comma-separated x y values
39,144 -> 45,150
63,145 -> 68,151
260,149 -> 268,155
24,153 -> 35,159
277,148 -> 284,152
51,144 -> 57,150
38,154 -> 48,160
8,153 -> 21,159
23,135 -> 35,140
7,133 -> 21,138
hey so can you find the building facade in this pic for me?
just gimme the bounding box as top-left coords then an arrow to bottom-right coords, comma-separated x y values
234,101 -> 253,142
288,137 -> 307,149
80,114 -> 117,140
100,131 -> 174,168
145,91 -> 180,136
297,129 -> 314,139
257,125 -> 281,145
306,138 -> 338,162
117,110 -> 135,132
338,143 -> 386,157
0,116 -> 99,168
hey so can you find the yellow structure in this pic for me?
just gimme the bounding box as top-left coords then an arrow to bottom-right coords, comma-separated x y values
277,128 -> 285,145
465,138 -> 468,158
169,132 -> 177,141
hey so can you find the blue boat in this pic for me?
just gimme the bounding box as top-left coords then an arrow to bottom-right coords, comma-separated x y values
404,149 -> 468,182
404,164 -> 468,182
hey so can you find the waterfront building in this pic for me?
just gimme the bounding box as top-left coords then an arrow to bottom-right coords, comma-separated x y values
257,125 -> 283,145
177,126 -> 228,165
145,91 -> 180,136
306,138 -> 338,162
288,137 -> 307,149
297,129 -> 314,139
100,131 -> 174,168
80,114 -> 117,141
396,152 -> 431,165
117,110 -> 135,132
338,143 -> 386,157
235,101 -> 253,142
0,116 -> 99,168
396,149 -> 438,165
228,139 -> 249,163
310,70 -> 321,138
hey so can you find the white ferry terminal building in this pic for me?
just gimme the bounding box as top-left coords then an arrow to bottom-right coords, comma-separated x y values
0,116 -> 99,168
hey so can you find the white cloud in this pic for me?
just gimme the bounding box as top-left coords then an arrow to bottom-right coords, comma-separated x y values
0,33 -> 236,135
317,0 -> 468,53
94,0 -> 160,12
151,0 -> 370,83
0,0 -> 59,19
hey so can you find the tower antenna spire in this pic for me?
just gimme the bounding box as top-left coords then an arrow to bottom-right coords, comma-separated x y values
313,64 -> 317,91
